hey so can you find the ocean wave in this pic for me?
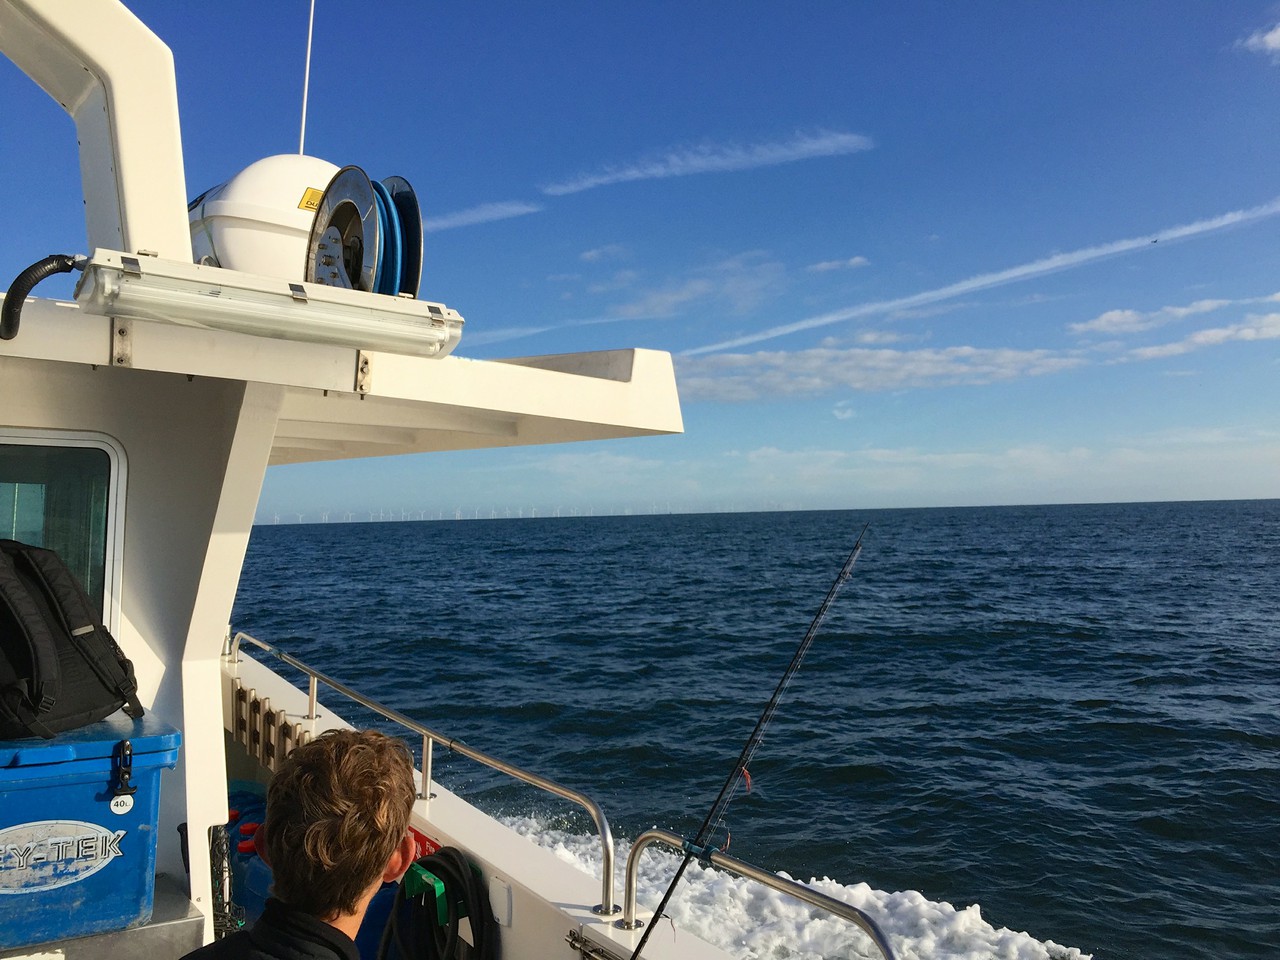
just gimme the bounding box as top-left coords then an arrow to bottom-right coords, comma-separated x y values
500,815 -> 1092,960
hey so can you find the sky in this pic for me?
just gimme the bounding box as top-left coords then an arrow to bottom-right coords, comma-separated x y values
2,2 -> 1279,520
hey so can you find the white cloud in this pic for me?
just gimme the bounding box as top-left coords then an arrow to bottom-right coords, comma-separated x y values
807,256 -> 870,273
541,130 -> 874,196
1069,297 -> 1233,335
886,301 -> 975,322
466,309 -> 673,348
1129,312 -> 1280,360
854,330 -> 907,345
720,443 -> 1100,502
684,195 -> 1280,355
677,344 -> 1084,401
721,431 -> 1280,506
587,270 -> 639,294
1073,308 -> 1145,334
1137,424 -> 1280,447
608,251 -> 785,319
460,324 -> 557,347
423,201 -> 542,232
1240,23 -> 1280,62
700,251 -> 786,314
534,449 -> 666,478
581,244 -> 629,262
612,278 -> 716,319
1164,300 -> 1239,318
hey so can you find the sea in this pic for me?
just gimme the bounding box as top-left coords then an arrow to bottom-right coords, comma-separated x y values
232,500 -> 1279,960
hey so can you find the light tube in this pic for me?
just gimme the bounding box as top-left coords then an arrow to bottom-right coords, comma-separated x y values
74,250 -> 463,358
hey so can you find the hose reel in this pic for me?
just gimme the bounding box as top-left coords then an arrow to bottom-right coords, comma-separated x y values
189,154 -> 424,299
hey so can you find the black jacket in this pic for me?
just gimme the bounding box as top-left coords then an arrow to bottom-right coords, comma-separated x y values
181,898 -> 360,960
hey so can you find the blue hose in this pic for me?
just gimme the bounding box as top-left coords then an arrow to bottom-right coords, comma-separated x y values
371,180 -> 403,297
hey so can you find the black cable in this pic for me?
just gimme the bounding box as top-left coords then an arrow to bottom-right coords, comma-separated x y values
2,255 -> 82,340
378,846 -> 499,960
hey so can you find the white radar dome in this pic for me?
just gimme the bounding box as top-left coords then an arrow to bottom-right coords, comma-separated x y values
189,154 -> 340,280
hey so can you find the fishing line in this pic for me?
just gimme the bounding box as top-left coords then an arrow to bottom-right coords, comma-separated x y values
628,525 -> 870,960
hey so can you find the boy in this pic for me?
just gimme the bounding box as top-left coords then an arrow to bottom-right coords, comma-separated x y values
185,729 -> 417,960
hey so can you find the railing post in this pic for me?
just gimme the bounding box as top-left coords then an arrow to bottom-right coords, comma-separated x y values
616,828 -> 896,960
305,675 -> 318,720
618,830 -> 666,929
420,734 -> 434,800
589,809 -> 618,916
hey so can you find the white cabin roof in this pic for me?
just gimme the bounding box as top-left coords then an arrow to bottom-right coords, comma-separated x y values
1,294 -> 684,465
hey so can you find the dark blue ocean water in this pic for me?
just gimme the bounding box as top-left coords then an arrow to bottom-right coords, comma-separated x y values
233,500 -> 1280,960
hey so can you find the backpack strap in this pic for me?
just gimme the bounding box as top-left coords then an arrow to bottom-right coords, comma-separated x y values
17,545 -> 145,721
0,542 -> 59,737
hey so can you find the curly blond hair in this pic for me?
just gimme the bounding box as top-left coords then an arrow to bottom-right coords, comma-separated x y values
264,729 -> 416,918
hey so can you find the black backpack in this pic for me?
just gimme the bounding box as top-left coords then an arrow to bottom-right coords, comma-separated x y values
0,540 -> 144,739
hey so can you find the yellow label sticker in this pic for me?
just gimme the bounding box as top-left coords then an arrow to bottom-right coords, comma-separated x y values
298,187 -> 325,212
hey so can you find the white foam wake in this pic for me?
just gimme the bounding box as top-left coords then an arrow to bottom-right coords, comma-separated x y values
501,816 -> 1091,960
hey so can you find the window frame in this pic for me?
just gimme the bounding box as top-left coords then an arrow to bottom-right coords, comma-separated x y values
0,429 -> 126,634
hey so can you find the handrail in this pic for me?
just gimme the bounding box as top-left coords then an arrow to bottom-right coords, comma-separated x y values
619,829 -> 896,960
227,631 -> 620,915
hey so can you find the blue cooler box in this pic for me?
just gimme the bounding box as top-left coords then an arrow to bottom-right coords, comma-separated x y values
0,714 -> 180,949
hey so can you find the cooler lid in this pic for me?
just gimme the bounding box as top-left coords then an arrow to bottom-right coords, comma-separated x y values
0,714 -> 180,768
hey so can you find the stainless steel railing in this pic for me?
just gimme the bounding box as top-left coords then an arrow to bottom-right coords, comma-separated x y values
226,631 -> 621,915
618,829 -> 896,960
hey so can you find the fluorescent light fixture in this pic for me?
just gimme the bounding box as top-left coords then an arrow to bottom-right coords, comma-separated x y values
74,249 -> 463,358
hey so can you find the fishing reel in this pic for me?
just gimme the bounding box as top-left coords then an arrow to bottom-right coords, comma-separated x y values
189,154 -> 423,298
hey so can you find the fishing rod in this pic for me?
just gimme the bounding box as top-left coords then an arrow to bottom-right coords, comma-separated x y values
629,525 -> 894,960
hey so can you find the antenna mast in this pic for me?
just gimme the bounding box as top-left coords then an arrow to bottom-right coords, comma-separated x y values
298,0 -> 317,154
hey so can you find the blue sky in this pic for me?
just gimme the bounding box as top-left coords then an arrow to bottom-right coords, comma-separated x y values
3,3 -> 1279,519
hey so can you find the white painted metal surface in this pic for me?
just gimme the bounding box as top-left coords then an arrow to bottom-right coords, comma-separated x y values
0,0 -> 190,259
0,292 -> 683,465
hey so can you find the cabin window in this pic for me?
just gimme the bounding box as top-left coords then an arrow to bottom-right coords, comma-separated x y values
0,435 -> 124,626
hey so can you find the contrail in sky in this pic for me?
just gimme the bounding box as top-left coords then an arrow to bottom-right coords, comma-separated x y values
424,201 -> 542,233
543,131 -> 873,196
683,196 -> 1280,356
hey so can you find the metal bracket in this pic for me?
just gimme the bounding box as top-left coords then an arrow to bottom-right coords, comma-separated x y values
112,317 -> 133,367
259,697 -> 275,767
234,681 -> 250,747
113,739 -> 137,798
355,350 -> 372,394
121,255 -> 142,277
249,695 -> 261,760
564,928 -> 627,960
